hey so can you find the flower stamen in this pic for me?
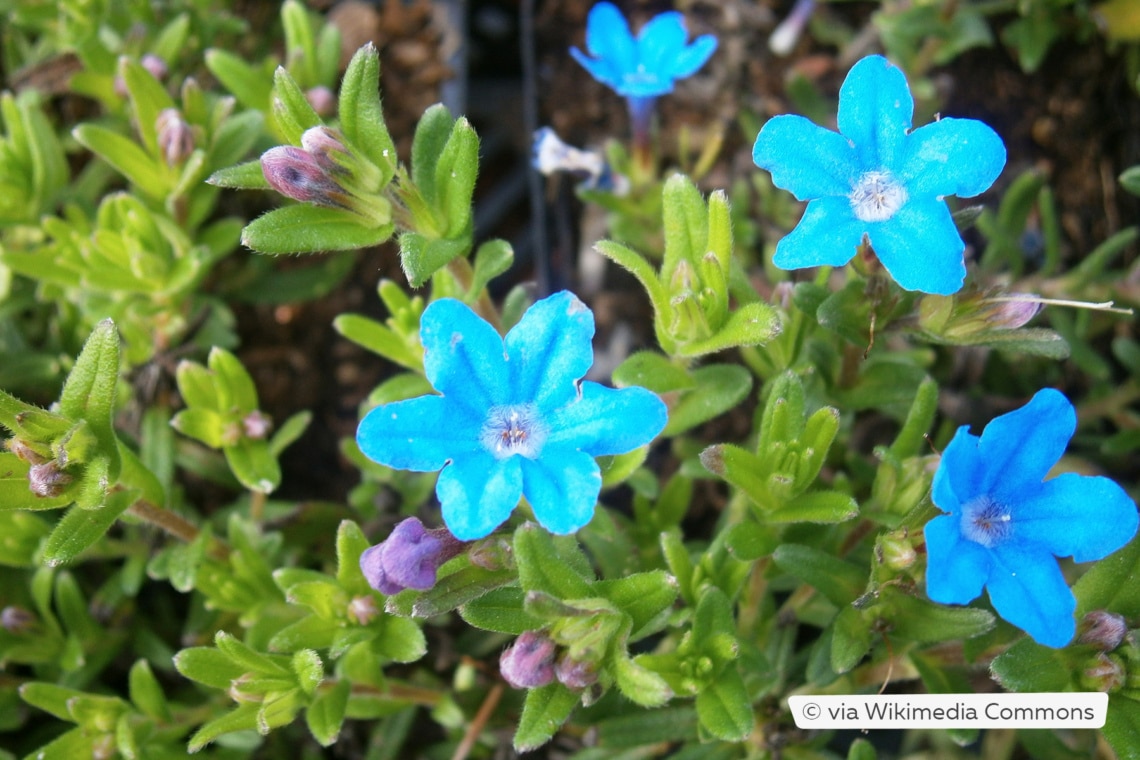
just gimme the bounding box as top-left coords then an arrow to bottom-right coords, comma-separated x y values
850,171 -> 907,222
481,404 -> 547,460
961,495 -> 1013,548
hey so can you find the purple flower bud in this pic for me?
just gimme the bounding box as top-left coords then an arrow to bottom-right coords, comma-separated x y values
305,86 -> 336,117
983,294 -> 1042,329
156,108 -> 195,165
242,410 -> 273,440
1079,610 -> 1128,651
500,631 -> 557,689
260,145 -> 343,207
359,517 -> 466,595
28,461 -> 71,497
141,54 -> 169,81
301,126 -> 351,173
554,653 -> 598,690
1,606 -> 36,634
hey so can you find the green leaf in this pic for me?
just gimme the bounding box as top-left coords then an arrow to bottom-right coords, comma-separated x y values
0,510 -> 51,565
723,521 -> 779,562
885,592 -> 995,643
469,238 -> 513,297
594,706 -> 698,748
170,407 -> 225,448
397,232 -> 468,288
434,117 -> 479,237
58,319 -> 121,480
662,173 -> 707,280
989,637 -> 1073,692
695,667 -> 752,742
663,364 -> 752,437
514,523 -> 593,600
409,104 -> 454,207
208,348 -> 258,412
292,649 -> 324,695
613,653 -> 672,707
1105,695 -> 1140,760
271,65 -> 321,145
766,490 -> 859,524
611,351 -> 694,393
18,682 -> 88,722
1074,533 -> 1140,617
224,439 -> 281,494
1121,166 -> 1140,197
214,630 -> 292,677
72,124 -> 166,199
41,490 -> 133,566
831,605 -> 873,674
173,646 -> 248,689
207,159 -> 269,190
772,544 -> 865,606
513,682 -> 579,752
374,615 -> 427,663
459,587 -> 542,634
306,680 -> 350,747
188,703 -> 261,752
681,301 -> 782,357
388,564 -> 516,619
595,571 -> 678,640
339,43 -> 397,183
335,520 -> 373,591
242,205 -> 393,255
333,314 -> 422,371
206,49 -> 275,111
0,453 -> 73,511
594,240 -> 670,327
128,660 -> 171,722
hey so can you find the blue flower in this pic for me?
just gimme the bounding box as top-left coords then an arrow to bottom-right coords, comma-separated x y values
570,2 -> 717,99
355,291 -> 669,541
924,389 -> 1138,648
752,55 -> 1006,295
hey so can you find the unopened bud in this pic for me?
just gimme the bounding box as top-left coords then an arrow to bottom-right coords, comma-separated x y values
1,606 -> 37,633
878,530 -> 917,571
28,461 -> 71,497
1080,652 -> 1126,692
301,126 -> 351,172
1079,610 -> 1128,651
769,0 -> 816,56
468,536 -> 513,571
140,54 -> 168,81
260,145 -> 343,207
305,86 -> 336,117
500,631 -> 557,689
981,294 -> 1042,329
359,517 -> 466,595
227,673 -> 263,703
6,437 -> 47,464
156,108 -> 195,165
242,410 -> 273,440
348,595 -> 380,626
554,653 -> 598,690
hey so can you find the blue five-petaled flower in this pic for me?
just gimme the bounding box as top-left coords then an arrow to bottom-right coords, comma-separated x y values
356,291 -> 668,541
752,55 -> 1007,295
570,2 -> 717,99
924,389 -> 1138,648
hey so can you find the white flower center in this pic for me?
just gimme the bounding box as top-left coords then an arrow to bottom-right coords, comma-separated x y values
850,171 -> 907,222
960,495 -> 1012,548
480,404 -> 547,460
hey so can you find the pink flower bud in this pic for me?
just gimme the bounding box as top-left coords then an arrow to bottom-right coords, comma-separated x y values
1079,610 -> 1128,651
242,410 -> 273,440
260,145 -> 343,207
140,54 -> 169,81
29,461 -> 71,497
554,653 -> 598,690
359,518 -> 466,595
500,631 -> 557,689
2,606 -> 36,634
156,108 -> 195,165
305,86 -> 336,117
983,295 -> 1042,329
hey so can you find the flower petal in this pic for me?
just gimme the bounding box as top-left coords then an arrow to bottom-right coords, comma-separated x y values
924,512 -> 991,605
569,48 -> 621,91
420,298 -> 510,414
771,196 -> 866,270
986,541 -> 1076,648
670,35 -> 717,80
521,450 -> 602,534
752,115 -> 859,200
977,389 -> 1075,502
437,452 -> 522,540
1014,473 -> 1138,563
636,11 -> 687,79
931,425 -> 985,513
901,117 -> 1006,198
867,197 -> 965,294
505,291 -> 595,410
837,55 -> 913,171
545,382 -> 667,455
585,2 -> 635,75
357,396 -> 481,471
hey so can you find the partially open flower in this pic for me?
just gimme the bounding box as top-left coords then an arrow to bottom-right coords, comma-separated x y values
359,517 -> 466,595
500,630 -> 557,689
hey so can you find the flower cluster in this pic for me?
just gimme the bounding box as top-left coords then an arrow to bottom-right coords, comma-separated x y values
355,291 -> 668,541
924,389 -> 1138,647
752,55 -> 1006,295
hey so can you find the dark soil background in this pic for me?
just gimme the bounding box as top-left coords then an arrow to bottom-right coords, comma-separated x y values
235,0 -> 1140,513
